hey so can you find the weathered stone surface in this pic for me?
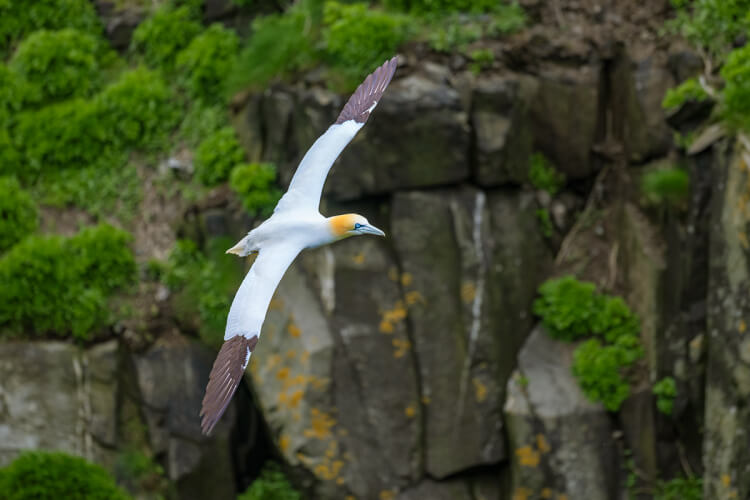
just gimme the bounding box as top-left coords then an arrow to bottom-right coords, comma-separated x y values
472,75 -> 535,187
252,236 -> 420,499
395,478 -> 473,500
391,187 -> 551,478
528,64 -> 600,179
94,1 -> 143,50
703,140 -> 750,499
504,327 -> 618,500
0,341 -> 118,468
133,337 -> 236,500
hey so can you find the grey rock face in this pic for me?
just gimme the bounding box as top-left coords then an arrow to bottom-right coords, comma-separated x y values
504,327 -> 619,500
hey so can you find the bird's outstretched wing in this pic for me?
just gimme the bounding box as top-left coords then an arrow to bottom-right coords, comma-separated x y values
273,56 -> 398,213
200,242 -> 301,435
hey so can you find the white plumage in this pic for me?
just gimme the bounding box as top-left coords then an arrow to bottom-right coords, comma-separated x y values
200,57 -> 398,435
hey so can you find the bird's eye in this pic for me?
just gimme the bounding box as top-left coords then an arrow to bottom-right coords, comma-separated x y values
354,223 -> 362,230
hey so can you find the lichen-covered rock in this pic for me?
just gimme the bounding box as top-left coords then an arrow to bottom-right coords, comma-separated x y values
504,327 -> 619,500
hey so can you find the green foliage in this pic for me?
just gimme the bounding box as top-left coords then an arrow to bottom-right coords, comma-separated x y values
0,177 -> 38,253
666,0 -> 750,63
572,339 -> 635,411
131,6 -> 202,70
0,450 -> 130,500
176,24 -> 239,102
533,276 -> 599,341
589,295 -> 641,343
0,64 -> 23,126
178,104 -> 228,148
655,476 -> 702,500
226,2 -> 318,93
641,166 -> 690,205
536,208 -> 553,239
10,29 -> 106,106
195,127 -> 245,185
323,2 -> 408,89
653,376 -> 677,415
720,44 -> 750,131
115,449 -> 169,497
0,0 -> 101,55
661,77 -> 709,111
469,48 -> 494,74
529,153 -> 565,195
229,163 -> 282,216
238,462 -> 301,500
384,0 -> 502,14
94,67 -> 179,150
0,225 -> 136,340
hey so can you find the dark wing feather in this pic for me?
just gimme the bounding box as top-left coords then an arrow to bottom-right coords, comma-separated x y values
335,56 -> 398,125
200,334 -> 258,435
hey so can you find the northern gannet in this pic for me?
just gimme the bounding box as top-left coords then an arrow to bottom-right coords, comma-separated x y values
200,57 -> 398,435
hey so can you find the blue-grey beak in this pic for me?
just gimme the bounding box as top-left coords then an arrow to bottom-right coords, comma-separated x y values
360,224 -> 385,237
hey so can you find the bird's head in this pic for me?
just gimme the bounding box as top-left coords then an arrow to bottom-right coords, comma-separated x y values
329,214 -> 385,239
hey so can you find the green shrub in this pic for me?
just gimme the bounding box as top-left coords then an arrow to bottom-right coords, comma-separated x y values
533,276 -> 599,341
178,103 -> 228,148
0,64 -> 23,126
323,2 -> 408,89
655,476 -> 702,500
641,166 -> 690,205
10,29 -> 105,105
94,67 -> 179,150
238,462 -> 301,500
0,225 -> 136,340
0,177 -> 38,253
131,6 -> 202,70
535,208 -> 553,238
226,3 -> 318,93
720,44 -> 750,131
229,163 -> 282,216
491,2 -> 527,34
384,0 -> 498,14
529,153 -> 565,195
0,450 -> 130,500
0,0 -> 101,55
661,77 -> 709,111
571,338 -> 635,411
589,295 -> 641,343
194,127 -> 245,185
653,376 -> 677,415
176,24 -> 239,102
469,48 -> 494,75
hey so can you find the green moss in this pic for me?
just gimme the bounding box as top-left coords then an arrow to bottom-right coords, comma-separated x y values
0,64 -> 23,127
229,163 -> 282,216
0,225 -> 136,340
528,153 -> 565,195
0,177 -> 38,253
176,24 -> 239,103
0,450 -> 130,500
323,2 -> 408,89
238,462 -> 301,500
655,476 -> 702,500
10,29 -> 107,106
469,48 -> 494,75
720,44 -> 750,131
115,449 -> 169,497
195,127 -> 245,186
0,0 -> 102,56
533,276 -> 599,341
641,166 -> 690,206
131,6 -> 202,70
571,338 -> 635,411
535,208 -> 553,239
661,77 -> 709,111
653,376 -> 677,415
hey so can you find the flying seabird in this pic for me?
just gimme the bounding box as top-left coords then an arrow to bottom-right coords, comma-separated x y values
200,57 -> 399,435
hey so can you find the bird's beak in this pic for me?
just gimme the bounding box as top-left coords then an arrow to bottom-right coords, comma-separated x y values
361,224 -> 386,237
226,242 -> 245,255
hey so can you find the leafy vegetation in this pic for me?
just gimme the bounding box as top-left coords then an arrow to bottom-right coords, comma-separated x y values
131,6 -> 202,70
230,163 -> 282,216
0,177 -> 38,253
0,225 -> 135,340
641,166 -> 690,206
9,29 -> 107,106
178,103 -> 228,148
195,127 -> 246,186
529,153 -> 566,195
115,449 -> 170,498
534,276 -> 644,411
0,450 -> 130,500
720,44 -> 750,131
655,476 -> 702,500
176,24 -> 239,103
653,376 -> 677,415
536,208 -> 553,239
238,462 -> 301,500
661,77 -> 709,111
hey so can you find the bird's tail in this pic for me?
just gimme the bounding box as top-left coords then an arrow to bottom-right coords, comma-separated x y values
226,235 -> 253,256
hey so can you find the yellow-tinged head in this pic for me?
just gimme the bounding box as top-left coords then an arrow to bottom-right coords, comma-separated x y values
329,214 -> 385,239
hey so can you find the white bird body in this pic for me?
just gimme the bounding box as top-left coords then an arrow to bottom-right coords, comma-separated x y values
200,57 -> 398,435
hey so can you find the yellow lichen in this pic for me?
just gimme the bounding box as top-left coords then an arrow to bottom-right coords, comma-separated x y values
269,298 -> 284,310
304,408 -> 336,439
392,338 -> 411,358
353,252 -> 365,264
557,494 -> 568,500
473,377 -> 488,402
379,320 -> 394,334
276,367 -> 290,381
379,490 -> 396,500
536,434 -> 551,454
405,290 -> 424,306
336,477 -> 345,485
722,474 -> 731,487
400,272 -> 413,286
286,349 -> 297,359
516,446 -> 540,467
300,350 -> 310,363
421,395 -> 431,405
512,487 -> 531,500
288,322 -> 302,338
541,488 -> 552,499
279,434 -> 290,453
266,354 -> 282,371
405,404 -> 416,418
740,320 -> 747,334
461,282 -> 477,304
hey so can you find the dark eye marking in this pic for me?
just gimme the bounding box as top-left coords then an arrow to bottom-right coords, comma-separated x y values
354,223 -> 363,230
